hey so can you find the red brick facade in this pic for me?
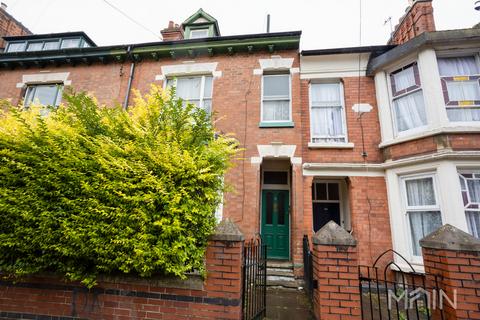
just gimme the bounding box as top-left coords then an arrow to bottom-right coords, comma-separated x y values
0,5 -> 31,50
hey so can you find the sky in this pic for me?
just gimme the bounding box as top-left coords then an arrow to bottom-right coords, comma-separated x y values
3,0 -> 480,50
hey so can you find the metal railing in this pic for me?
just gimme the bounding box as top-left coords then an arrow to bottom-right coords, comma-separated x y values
303,235 -> 315,300
242,237 -> 267,320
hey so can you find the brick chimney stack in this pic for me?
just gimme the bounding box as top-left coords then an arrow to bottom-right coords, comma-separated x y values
389,0 -> 436,45
161,21 -> 184,41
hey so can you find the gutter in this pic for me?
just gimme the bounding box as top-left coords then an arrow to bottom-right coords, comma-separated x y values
123,45 -> 135,110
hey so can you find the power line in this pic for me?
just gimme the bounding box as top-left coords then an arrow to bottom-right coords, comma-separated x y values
101,0 -> 162,40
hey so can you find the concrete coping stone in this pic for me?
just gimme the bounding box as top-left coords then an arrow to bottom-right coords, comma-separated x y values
209,218 -> 244,242
312,220 -> 357,246
420,224 -> 480,252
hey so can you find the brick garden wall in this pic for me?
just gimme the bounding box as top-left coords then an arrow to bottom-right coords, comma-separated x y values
0,222 -> 245,320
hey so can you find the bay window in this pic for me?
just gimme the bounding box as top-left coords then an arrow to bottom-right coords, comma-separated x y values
390,64 -> 427,134
459,172 -> 480,238
166,75 -> 213,113
437,56 -> 480,122
402,175 -> 442,256
24,84 -> 63,108
261,74 -> 291,124
310,82 -> 347,143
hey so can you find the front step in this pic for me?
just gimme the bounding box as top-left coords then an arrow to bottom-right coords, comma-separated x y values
266,260 -> 304,289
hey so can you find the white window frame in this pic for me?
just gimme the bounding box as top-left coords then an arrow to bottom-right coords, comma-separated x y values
24,83 -> 64,108
458,170 -> 480,238
400,172 -> 443,264
189,29 -> 209,39
308,81 -> 348,144
388,63 -> 428,137
260,73 -> 292,123
437,54 -> 480,123
165,75 -> 213,113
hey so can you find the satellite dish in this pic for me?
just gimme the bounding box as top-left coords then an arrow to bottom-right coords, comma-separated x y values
476,0 -> 480,11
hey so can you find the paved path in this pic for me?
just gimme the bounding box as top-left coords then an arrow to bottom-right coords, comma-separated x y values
265,287 -> 314,320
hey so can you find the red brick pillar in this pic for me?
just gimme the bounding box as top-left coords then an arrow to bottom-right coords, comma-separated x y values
420,224 -> 480,320
312,221 -> 361,319
205,219 -> 245,319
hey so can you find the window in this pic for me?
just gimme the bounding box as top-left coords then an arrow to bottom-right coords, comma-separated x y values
261,74 -> 291,123
166,76 -> 213,113
390,64 -> 427,134
24,84 -> 63,108
61,38 -> 81,49
459,172 -> 480,238
43,40 -> 60,51
6,41 -> 26,52
402,175 -> 442,256
438,56 -> 480,122
190,29 -> 209,39
312,182 -> 342,232
310,82 -> 347,143
26,42 -> 43,52
263,171 -> 288,185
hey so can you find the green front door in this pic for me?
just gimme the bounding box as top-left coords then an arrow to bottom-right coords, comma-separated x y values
261,190 -> 290,260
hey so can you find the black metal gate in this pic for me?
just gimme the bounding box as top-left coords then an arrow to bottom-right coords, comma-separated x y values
359,250 -> 444,320
303,235 -> 315,300
242,237 -> 267,320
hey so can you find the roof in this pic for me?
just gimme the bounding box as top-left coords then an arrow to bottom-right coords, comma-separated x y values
182,8 -> 221,36
3,31 -> 97,47
0,30 -> 301,69
367,28 -> 480,75
301,45 -> 395,57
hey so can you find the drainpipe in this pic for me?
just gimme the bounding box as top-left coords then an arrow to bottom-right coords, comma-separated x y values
123,45 -> 135,110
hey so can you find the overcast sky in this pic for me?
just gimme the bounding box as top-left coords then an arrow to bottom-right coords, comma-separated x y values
4,0 -> 479,50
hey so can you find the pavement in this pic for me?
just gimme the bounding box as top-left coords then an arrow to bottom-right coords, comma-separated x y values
265,287 -> 314,320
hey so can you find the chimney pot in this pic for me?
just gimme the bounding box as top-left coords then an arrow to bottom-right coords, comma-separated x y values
1,2 -> 7,10
161,21 -> 184,41
168,20 -> 174,29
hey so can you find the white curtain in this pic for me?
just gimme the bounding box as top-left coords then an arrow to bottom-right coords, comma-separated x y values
393,66 -> 416,92
467,178 -> 480,203
311,83 -> 341,106
393,90 -> 427,132
446,80 -> 480,101
409,211 -> 442,256
438,57 -> 479,77
263,100 -> 290,121
311,107 -> 343,137
447,108 -> 480,122
310,83 -> 344,140
466,211 -> 480,238
176,77 -> 201,100
405,177 -> 436,207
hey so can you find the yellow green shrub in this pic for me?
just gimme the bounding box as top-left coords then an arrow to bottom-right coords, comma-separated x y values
0,86 -> 238,287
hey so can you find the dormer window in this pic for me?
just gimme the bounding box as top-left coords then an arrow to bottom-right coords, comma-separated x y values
3,32 -> 95,53
182,9 -> 220,40
190,29 -> 209,39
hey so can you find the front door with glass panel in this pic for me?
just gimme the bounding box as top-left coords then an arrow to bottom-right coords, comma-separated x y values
261,190 -> 289,260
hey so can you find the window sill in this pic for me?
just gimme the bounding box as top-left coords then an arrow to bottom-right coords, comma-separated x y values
308,142 -> 354,149
389,261 -> 425,274
379,124 -> 480,148
259,121 -> 294,128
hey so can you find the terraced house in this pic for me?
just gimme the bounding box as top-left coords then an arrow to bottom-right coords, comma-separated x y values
0,0 -> 479,309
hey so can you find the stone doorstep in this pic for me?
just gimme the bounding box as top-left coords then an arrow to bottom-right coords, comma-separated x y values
266,260 -> 293,269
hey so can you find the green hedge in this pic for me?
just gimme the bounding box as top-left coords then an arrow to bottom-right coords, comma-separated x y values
0,86 -> 238,287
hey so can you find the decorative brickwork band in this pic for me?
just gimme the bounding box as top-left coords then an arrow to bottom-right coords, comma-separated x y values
420,224 -> 480,320
312,221 -> 361,319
